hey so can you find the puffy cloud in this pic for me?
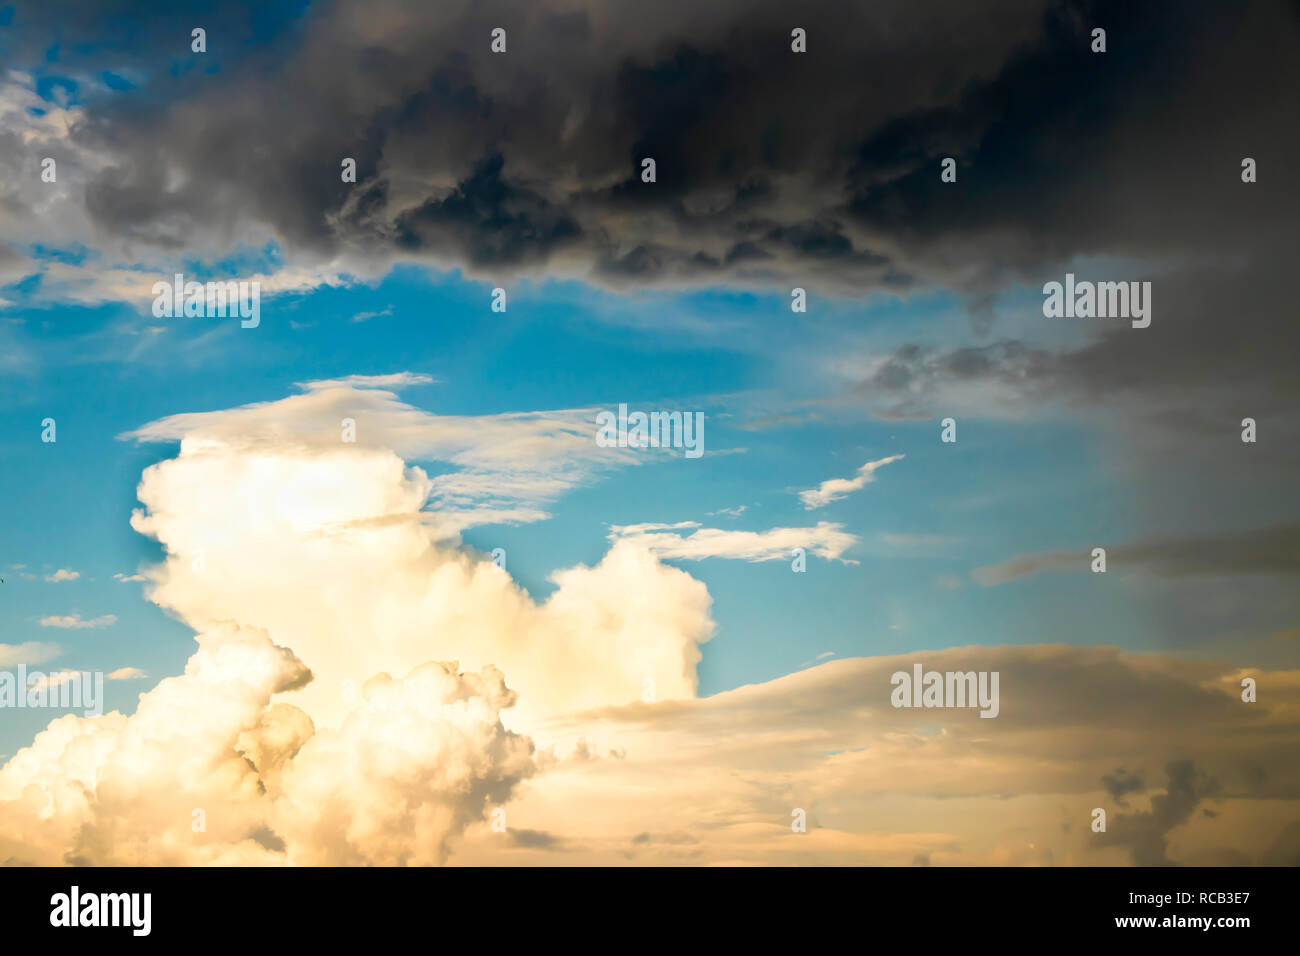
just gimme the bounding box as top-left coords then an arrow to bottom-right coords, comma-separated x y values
106,667 -> 147,680
272,662 -> 535,865
4,377 -> 1297,866
123,448 -> 713,728
1,378 -> 717,864
44,569 -> 80,583
0,623 -> 311,865
0,623 -> 535,866
123,375 -> 638,537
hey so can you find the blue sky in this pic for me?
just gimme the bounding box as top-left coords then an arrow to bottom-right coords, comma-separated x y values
1,259 -> 1149,757
1,0 -> 1296,867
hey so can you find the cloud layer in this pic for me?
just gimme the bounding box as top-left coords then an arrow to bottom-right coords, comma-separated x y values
5,1 -> 1295,304
2,379 -> 1296,865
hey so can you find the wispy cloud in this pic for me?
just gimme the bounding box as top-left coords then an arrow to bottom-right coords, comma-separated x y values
295,372 -> 435,391
39,613 -> 117,629
123,375 -> 640,536
973,525 -> 1300,586
799,650 -> 836,668
350,306 -> 394,324
800,454 -> 904,509
609,520 -> 858,564
0,641 -> 61,667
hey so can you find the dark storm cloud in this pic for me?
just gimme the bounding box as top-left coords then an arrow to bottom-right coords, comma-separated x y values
846,3 -> 1298,263
13,0 -> 1293,294
848,243 -> 1299,472
1101,769 -> 1144,806
9,2 -> 1298,510
1261,821 -> 1300,866
1098,761 -> 1218,866
393,152 -> 582,267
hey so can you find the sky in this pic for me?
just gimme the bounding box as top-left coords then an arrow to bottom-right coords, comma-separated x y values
0,0 -> 1298,866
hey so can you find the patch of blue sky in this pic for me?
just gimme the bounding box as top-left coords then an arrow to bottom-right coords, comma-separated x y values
19,242 -> 95,267
0,261 -> 1139,752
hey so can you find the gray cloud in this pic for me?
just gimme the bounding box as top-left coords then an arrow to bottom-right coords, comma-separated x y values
505,827 -> 568,850
4,0 -> 1291,300
1101,768 -> 1144,807
1097,761 -> 1219,866
974,524 -> 1300,586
